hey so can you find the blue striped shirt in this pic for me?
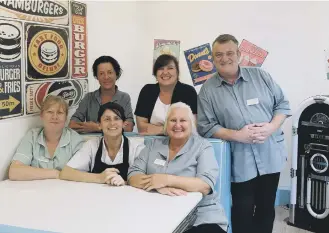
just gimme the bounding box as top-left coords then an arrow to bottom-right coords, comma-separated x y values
197,67 -> 291,182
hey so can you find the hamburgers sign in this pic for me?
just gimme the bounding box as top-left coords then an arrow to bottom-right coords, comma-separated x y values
0,0 -> 69,25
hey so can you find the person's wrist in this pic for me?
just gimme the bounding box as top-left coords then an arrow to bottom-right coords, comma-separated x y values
96,124 -> 101,132
159,125 -> 165,135
269,122 -> 276,135
54,170 -> 60,179
234,129 -> 242,142
166,174 -> 173,187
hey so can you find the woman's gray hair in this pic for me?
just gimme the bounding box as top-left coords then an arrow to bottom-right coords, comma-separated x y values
163,102 -> 197,135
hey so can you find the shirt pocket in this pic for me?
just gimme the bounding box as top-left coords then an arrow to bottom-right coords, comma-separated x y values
273,131 -> 287,161
147,158 -> 166,174
32,157 -> 52,169
197,196 -> 217,210
197,199 -> 219,217
274,131 -> 285,144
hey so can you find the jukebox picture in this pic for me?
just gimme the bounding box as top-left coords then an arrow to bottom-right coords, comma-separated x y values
289,95 -> 329,232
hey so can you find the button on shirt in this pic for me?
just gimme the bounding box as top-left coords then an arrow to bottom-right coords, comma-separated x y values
197,67 -> 291,182
67,136 -> 145,172
70,86 -> 134,124
127,134 -> 228,231
12,127 -> 85,170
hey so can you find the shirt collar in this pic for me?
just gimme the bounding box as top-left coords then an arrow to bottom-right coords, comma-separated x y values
215,66 -> 249,87
102,135 -> 124,156
95,85 -> 119,105
157,135 -> 194,159
37,128 -> 70,148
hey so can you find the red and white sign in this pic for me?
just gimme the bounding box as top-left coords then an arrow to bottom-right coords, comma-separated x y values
71,1 -> 87,78
239,39 -> 268,67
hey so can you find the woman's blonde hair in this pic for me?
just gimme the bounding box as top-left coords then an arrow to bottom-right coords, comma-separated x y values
40,95 -> 69,116
163,102 -> 197,135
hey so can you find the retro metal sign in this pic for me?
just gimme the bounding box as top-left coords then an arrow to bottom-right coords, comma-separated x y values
71,1 -> 87,78
0,19 -> 23,120
0,0 -> 69,25
25,23 -> 69,81
26,79 -> 88,115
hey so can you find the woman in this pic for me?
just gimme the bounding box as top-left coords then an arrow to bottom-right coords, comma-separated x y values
9,96 -> 84,181
69,55 -> 134,133
135,54 -> 197,135
60,102 -> 144,186
128,102 -> 228,233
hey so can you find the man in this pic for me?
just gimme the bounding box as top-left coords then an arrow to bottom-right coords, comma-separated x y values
197,34 -> 291,233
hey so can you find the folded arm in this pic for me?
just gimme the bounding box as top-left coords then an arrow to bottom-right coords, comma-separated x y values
9,161 -> 59,181
59,165 -> 102,183
167,175 -> 210,196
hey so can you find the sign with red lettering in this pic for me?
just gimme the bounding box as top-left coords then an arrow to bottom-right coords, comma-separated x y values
0,19 -> 23,120
25,79 -> 88,115
71,1 -> 87,78
0,0 -> 69,26
25,23 -> 69,81
238,39 -> 268,67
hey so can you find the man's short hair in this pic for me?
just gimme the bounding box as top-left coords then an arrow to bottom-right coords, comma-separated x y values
212,34 -> 239,47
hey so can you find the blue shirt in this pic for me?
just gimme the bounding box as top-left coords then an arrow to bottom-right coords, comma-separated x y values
197,67 -> 291,182
128,134 -> 228,231
12,127 -> 84,170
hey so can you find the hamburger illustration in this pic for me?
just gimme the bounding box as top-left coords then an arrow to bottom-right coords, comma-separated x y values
0,23 -> 21,61
40,41 -> 58,64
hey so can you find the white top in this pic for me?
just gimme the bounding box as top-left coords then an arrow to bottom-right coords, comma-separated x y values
0,180 -> 202,233
67,136 -> 145,172
150,97 -> 170,125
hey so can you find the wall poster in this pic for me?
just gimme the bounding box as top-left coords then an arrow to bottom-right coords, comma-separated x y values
0,19 -> 23,119
25,23 -> 69,81
26,79 -> 88,115
71,1 -> 87,78
184,43 -> 216,86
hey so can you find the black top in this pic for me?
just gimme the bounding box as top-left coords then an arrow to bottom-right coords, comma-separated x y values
91,136 -> 129,181
134,81 -> 197,122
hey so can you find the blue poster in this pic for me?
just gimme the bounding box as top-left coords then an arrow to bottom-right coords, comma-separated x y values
184,43 -> 216,86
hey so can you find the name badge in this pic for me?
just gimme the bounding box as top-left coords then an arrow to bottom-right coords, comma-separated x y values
154,159 -> 166,166
247,98 -> 259,106
37,157 -> 49,163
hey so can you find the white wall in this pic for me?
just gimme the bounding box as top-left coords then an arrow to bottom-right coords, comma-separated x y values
1,1 -> 329,189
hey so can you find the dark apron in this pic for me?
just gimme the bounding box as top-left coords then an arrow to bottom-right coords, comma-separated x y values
91,136 -> 129,181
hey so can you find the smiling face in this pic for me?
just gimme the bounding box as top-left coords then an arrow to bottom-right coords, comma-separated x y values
156,61 -> 178,87
41,103 -> 67,132
97,62 -> 117,90
212,40 -> 240,77
100,109 -> 123,137
166,107 -> 192,141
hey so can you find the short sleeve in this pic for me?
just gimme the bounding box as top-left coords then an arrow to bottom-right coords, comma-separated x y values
197,86 -> 224,138
259,69 -> 291,117
122,93 -> 134,124
12,130 -> 34,165
134,84 -> 154,119
196,141 -> 219,193
127,143 -> 151,179
69,129 -> 85,154
66,138 -> 94,172
128,138 -> 146,166
70,94 -> 90,122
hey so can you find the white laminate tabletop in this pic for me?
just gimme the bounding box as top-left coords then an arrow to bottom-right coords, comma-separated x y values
0,179 -> 202,233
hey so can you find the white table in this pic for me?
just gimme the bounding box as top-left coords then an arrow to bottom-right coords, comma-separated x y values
0,180 -> 202,233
